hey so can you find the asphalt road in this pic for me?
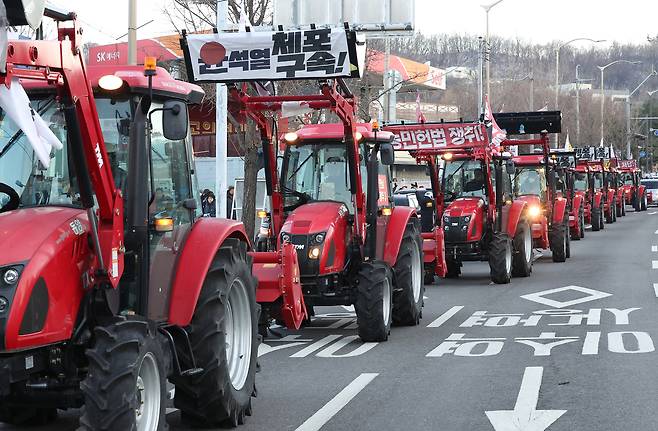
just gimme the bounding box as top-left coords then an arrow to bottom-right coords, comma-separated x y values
5,207 -> 658,431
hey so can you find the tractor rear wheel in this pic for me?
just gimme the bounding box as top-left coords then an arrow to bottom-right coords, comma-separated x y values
0,406 -> 57,426
551,223 -> 568,263
489,232 -> 513,284
80,319 -> 168,431
592,206 -> 602,231
634,193 -> 641,211
580,209 -> 585,238
566,224 -> 571,258
355,261 -> 393,342
622,201 -> 627,216
642,194 -> 648,211
600,205 -> 605,229
616,200 -> 623,217
571,209 -> 582,241
606,202 -> 614,223
174,238 -> 259,428
392,224 -> 424,326
512,221 -> 532,277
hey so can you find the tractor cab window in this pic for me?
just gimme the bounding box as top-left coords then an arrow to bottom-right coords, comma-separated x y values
96,98 -> 131,195
282,142 -> 366,212
593,172 -> 604,189
574,172 -> 588,191
442,160 -> 487,202
623,173 -> 634,185
0,97 -> 77,209
514,167 -> 547,200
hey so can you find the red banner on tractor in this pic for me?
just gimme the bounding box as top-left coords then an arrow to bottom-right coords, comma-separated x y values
388,122 -> 488,151
618,159 -> 638,169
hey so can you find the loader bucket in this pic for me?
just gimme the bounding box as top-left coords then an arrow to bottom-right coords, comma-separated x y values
250,242 -> 307,330
422,229 -> 447,277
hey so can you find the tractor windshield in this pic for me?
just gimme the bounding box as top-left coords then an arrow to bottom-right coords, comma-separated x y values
282,143 -> 366,211
442,159 -> 487,202
0,98 -> 77,209
593,172 -> 604,189
623,173 -> 634,185
574,172 -> 588,191
514,167 -> 547,200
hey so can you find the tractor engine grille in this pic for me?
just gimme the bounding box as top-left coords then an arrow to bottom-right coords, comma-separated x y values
289,234 -> 318,277
444,216 -> 469,243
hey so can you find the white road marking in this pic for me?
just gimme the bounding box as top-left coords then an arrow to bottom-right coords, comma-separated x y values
581,331 -> 601,355
653,283 -> 658,297
486,367 -> 566,431
166,408 -> 178,415
291,335 -> 342,358
520,285 -> 612,308
654,229 -> 658,234
653,261 -> 658,269
652,245 -> 658,252
427,305 -> 464,327
295,373 -> 378,431
341,305 -> 355,312
649,211 -> 657,215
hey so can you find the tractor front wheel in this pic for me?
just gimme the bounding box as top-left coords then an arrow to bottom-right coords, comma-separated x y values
512,221 -> 532,277
489,232 -> 513,284
392,224 -> 424,326
355,261 -> 393,342
174,238 -> 259,428
592,206 -> 602,231
80,319 -> 168,431
642,194 -> 648,211
551,223 -> 568,263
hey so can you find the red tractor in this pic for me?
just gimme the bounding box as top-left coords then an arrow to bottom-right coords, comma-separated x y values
224,84 -> 424,342
492,112 -> 572,262
607,162 -> 627,218
0,8 -> 259,430
573,159 -> 606,231
384,121 -> 533,284
618,159 -> 648,211
549,150 -> 586,241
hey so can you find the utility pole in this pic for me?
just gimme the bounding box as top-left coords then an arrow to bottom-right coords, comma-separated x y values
481,0 -> 504,103
478,36 -> 484,118
215,0 -> 228,218
128,0 -> 137,65
575,65 -> 581,146
626,69 -> 657,159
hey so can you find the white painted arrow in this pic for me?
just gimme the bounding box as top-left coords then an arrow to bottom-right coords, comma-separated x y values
486,367 -> 566,431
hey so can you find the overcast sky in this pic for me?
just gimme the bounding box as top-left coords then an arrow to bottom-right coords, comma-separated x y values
61,0 -> 657,47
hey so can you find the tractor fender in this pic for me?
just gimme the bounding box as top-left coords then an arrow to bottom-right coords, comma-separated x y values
638,184 -> 647,198
594,192 -> 603,209
382,206 -> 417,267
168,218 -> 251,327
505,200 -> 527,237
552,198 -> 568,224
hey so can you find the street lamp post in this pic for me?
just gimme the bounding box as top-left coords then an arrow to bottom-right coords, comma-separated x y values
598,59 -> 641,146
575,64 -> 594,147
555,38 -> 605,110
481,0 -> 504,104
625,70 -> 657,159
648,89 -> 658,171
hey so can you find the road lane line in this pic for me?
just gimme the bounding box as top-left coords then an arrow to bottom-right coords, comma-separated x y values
654,229 -> 658,234
654,283 -> 658,297
427,305 -> 464,328
290,335 -> 342,358
649,211 -> 658,215
653,245 -> 658,252
295,373 -> 378,431
582,332 -> 601,355
653,261 -> 658,269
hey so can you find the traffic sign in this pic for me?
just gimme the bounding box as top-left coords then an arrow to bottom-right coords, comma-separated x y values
654,130 -> 658,137
640,150 -> 647,158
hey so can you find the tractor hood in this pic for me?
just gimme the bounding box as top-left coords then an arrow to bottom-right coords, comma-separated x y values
281,201 -> 348,236
444,197 -> 484,218
0,207 -> 86,265
515,194 -> 542,208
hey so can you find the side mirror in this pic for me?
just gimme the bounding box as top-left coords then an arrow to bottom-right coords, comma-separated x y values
162,100 -> 189,141
380,142 -> 395,166
505,159 -> 515,174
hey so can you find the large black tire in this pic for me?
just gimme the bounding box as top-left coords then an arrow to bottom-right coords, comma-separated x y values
445,256 -> 461,278
592,206 -> 601,231
621,201 -> 626,216
392,224 -> 424,326
580,209 -> 585,238
616,199 -> 623,217
0,406 -> 57,426
566,224 -> 571,258
355,261 -> 393,342
634,193 -> 641,212
600,205 -> 605,229
571,209 -> 582,241
551,223 -> 568,263
512,221 -> 532,277
174,239 -> 259,428
80,319 -> 168,431
489,232 -> 513,284
641,194 -> 648,211
606,200 -> 614,224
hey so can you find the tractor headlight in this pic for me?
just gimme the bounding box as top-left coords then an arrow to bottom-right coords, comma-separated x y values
311,232 -> 326,244
281,233 -> 291,243
309,246 -> 321,259
443,215 -> 450,223
528,205 -> 542,219
3,268 -> 19,285
463,215 -> 470,223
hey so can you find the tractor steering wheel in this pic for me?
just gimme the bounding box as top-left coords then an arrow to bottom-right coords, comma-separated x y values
0,183 -> 19,213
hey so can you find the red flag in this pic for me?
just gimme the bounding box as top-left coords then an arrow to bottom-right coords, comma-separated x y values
416,92 -> 426,123
484,95 -> 507,148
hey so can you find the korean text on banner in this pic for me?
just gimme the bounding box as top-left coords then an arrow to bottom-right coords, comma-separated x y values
185,28 -> 353,82
389,123 -> 488,151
